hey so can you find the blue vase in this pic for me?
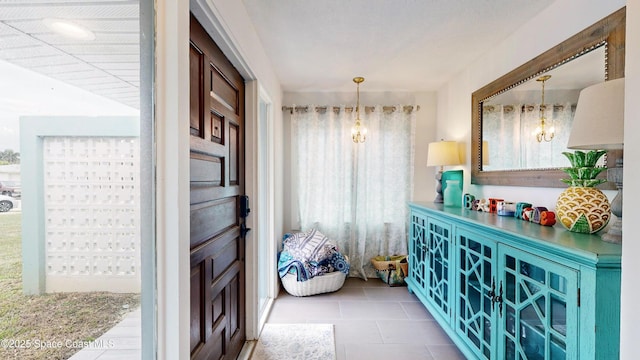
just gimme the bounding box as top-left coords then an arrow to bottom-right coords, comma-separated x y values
444,180 -> 462,207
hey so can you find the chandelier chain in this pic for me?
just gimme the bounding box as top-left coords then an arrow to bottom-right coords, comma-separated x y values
351,77 -> 367,143
535,75 -> 555,143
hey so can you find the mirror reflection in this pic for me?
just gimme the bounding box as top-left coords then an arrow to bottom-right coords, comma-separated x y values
481,46 -> 605,171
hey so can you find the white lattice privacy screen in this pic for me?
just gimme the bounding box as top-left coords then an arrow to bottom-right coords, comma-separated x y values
43,137 -> 141,293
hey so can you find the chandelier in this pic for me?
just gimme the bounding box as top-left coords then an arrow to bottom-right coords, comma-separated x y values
351,77 -> 367,143
534,75 -> 555,142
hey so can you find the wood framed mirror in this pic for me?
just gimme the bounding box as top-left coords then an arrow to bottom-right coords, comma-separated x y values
471,7 -> 625,188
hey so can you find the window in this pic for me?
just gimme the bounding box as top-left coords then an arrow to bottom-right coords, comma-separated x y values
290,105 -> 415,277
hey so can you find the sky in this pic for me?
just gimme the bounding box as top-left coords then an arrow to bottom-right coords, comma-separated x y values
0,59 -> 138,152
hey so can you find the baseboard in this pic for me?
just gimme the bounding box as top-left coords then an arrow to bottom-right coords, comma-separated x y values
238,340 -> 257,360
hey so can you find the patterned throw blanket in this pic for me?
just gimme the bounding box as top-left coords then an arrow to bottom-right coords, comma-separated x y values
277,229 -> 350,282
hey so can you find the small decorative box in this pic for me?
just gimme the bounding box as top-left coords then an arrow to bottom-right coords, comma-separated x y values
497,201 -> 516,216
539,211 -> 557,226
463,193 -> 476,210
488,198 -> 504,213
477,199 -> 490,212
531,206 -> 548,224
515,202 -> 533,219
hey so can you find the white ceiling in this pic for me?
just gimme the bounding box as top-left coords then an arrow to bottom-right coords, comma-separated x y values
241,0 -> 557,92
0,1 -> 562,108
0,1 -> 140,109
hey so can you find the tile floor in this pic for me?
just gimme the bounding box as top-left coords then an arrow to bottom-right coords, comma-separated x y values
67,277 -> 466,360
266,277 -> 466,360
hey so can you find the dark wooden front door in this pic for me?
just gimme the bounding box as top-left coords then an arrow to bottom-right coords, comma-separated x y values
189,14 -> 246,360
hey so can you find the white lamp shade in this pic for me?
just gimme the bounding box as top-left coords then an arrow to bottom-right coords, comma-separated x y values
427,141 -> 461,167
567,78 -> 624,150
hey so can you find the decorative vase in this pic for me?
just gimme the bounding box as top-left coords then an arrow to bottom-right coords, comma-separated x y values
556,150 -> 611,234
556,187 -> 610,233
443,180 -> 461,207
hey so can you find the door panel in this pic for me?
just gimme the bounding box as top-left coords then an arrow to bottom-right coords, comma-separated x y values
189,13 -> 246,360
229,124 -> 239,184
190,264 -> 203,352
190,45 -> 204,137
190,198 -> 237,248
456,228 -> 496,360
498,245 -> 578,360
409,211 -> 427,294
426,216 -> 453,320
210,65 -> 239,113
190,153 -> 222,184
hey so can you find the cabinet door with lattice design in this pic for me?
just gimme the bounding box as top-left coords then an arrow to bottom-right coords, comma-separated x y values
455,228 -> 497,359
408,211 -> 428,295
425,216 -> 453,321
498,245 -> 578,360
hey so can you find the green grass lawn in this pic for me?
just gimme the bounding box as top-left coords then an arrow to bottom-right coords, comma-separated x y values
0,212 -> 140,360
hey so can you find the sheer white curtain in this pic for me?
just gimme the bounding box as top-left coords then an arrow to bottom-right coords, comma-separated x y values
483,105 -> 521,169
291,105 -> 415,278
483,102 -> 575,171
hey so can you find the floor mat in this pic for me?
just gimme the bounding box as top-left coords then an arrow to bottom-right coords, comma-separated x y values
251,323 -> 335,360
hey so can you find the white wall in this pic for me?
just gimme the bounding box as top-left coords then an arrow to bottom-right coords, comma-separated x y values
414,92 -> 439,202
620,1 -> 639,358
284,91 -> 416,106
282,90 -> 437,230
155,1 -> 190,358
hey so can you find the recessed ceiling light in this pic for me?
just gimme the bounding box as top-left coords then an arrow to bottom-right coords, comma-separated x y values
43,18 -> 95,41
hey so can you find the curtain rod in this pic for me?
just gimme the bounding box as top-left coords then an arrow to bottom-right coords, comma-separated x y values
484,104 -> 574,112
281,105 -> 420,115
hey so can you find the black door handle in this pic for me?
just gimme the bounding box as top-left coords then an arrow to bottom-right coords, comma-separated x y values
241,223 -> 251,237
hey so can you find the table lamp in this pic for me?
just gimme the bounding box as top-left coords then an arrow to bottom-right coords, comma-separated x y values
567,78 -> 624,243
427,140 -> 461,203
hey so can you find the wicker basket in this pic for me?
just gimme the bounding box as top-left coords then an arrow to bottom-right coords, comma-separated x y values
281,271 -> 347,297
371,255 -> 408,286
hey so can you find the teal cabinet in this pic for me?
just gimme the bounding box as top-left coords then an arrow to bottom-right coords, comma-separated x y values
499,245 -> 578,360
455,227 -> 496,359
408,211 -> 453,321
425,216 -> 453,320
407,202 -> 621,360
408,211 -> 428,296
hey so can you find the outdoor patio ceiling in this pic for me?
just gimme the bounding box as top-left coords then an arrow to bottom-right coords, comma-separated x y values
0,1 -> 140,109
